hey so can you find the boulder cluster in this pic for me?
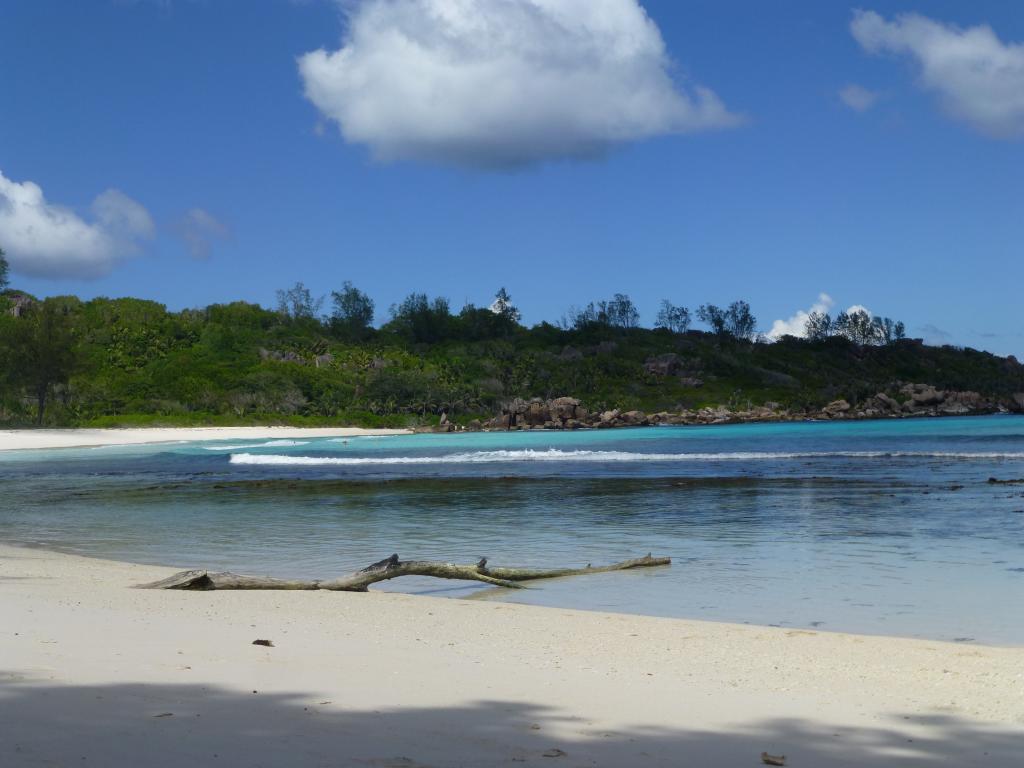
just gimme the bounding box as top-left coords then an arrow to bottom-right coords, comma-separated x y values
818,385 -> 1014,421
857,384 -> 996,418
482,397 -> 592,431
422,383 -> 1024,433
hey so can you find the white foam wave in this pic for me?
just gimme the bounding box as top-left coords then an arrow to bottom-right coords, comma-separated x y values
228,448 -> 1024,466
203,440 -> 310,451
90,441 -> 191,450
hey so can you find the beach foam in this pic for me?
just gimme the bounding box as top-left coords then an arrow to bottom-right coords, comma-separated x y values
202,440 -> 310,451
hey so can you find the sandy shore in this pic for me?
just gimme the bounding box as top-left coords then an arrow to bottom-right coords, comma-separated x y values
0,426 -> 411,452
1,545 -> 1021,767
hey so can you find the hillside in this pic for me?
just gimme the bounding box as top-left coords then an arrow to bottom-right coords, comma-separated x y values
1,291 -> 1022,429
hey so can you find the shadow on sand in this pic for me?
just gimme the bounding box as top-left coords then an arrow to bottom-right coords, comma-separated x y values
0,677 -> 1019,767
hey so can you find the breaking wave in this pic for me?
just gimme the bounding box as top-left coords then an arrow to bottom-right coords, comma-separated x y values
228,448 -> 1024,466
203,440 -> 310,451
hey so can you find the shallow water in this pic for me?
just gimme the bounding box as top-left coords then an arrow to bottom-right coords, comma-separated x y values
2,416 -> 1024,644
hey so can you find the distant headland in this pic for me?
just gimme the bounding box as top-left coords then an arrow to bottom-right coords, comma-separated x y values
2,281 -> 1022,429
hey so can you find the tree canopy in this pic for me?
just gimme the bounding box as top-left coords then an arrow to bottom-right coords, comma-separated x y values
0,275 -> 1001,429
4,297 -> 80,424
655,300 -> 691,334
329,281 -> 375,341
806,309 -> 906,346
697,301 -> 757,340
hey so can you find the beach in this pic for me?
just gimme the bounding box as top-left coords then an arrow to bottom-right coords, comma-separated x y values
0,426 -> 412,452
1,544 -> 1021,767
6,2 -> 1022,766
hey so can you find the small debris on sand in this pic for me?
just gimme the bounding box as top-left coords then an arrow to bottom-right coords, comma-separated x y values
761,752 -> 786,766
252,639 -> 274,647
542,748 -> 567,758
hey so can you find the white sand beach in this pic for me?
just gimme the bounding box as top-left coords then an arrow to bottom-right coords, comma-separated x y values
0,426 -> 411,452
1,544 -> 1021,767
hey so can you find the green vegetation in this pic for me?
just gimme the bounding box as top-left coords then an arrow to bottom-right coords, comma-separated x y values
0,280 -> 1021,428
806,307 -> 905,345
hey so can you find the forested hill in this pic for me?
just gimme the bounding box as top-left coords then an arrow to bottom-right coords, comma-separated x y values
1,284 -> 1022,428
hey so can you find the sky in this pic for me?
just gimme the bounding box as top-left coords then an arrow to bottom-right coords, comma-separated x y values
1,0 -> 1022,355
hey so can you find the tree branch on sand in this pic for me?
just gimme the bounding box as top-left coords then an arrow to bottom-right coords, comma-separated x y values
136,554 -> 671,592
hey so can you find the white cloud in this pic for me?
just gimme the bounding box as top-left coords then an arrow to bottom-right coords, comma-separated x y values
768,293 -> 834,340
298,0 -> 742,169
176,208 -> 229,259
851,10 -> 1024,138
845,303 -> 872,318
0,171 -> 154,279
838,83 -> 879,112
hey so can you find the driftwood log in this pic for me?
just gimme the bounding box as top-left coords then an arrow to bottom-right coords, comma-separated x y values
137,553 -> 670,592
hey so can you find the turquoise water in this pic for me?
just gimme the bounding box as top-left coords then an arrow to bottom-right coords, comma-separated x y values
2,416 -> 1024,644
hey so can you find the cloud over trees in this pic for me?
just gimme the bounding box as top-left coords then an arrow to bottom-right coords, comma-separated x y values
0,171 -> 153,279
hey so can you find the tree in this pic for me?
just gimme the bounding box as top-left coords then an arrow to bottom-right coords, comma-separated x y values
329,281 -> 375,340
725,300 -> 757,340
872,316 -> 906,345
489,287 -> 521,323
276,282 -> 323,320
836,309 -> 876,345
697,300 -> 756,339
599,294 -> 640,328
696,304 -> 728,335
565,294 -> 639,330
829,307 -> 906,346
456,304 -> 509,341
0,247 -> 9,292
804,310 -> 833,341
567,303 -> 600,330
7,298 -> 80,424
451,288 -> 521,341
833,310 -> 850,339
386,293 -> 452,344
655,300 -> 691,333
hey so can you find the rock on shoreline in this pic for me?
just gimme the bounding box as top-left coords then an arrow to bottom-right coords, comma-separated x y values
418,384 -> 1024,433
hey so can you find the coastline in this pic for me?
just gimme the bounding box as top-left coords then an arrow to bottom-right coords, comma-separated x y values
0,426 -> 412,452
469,389 -> 1018,433
2,544 -> 1021,767
1,408 -> 1016,452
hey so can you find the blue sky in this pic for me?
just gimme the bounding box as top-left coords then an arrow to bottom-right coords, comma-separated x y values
1,0 -> 1021,355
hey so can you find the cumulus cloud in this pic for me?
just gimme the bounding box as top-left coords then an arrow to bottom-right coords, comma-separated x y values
0,171 -> 154,279
175,208 -> 229,259
845,303 -> 873,318
851,10 -> 1024,138
838,83 -> 879,112
768,293 -> 835,340
298,0 -> 742,168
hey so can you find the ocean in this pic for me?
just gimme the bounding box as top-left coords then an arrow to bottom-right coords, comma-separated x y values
3,416 -> 1024,644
